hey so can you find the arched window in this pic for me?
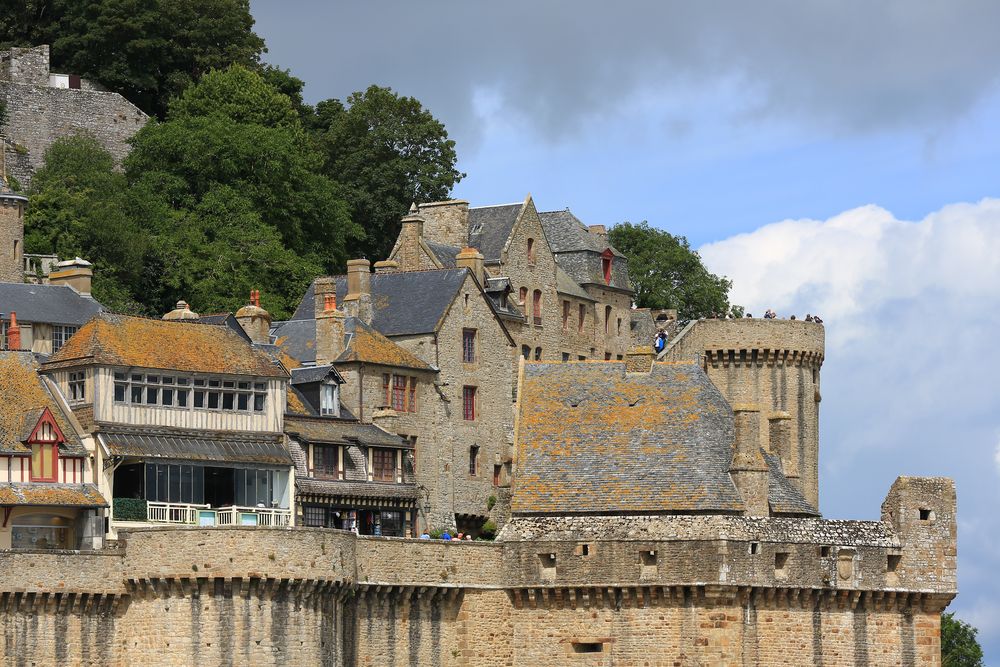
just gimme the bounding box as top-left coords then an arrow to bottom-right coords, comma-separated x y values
534,347 -> 542,360
601,249 -> 614,285
527,238 -> 536,263
522,345 -> 531,360
519,287 -> 528,316
604,305 -> 612,334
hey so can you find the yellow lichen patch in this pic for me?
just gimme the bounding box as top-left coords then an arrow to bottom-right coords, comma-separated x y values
0,483 -> 107,507
286,388 -> 311,416
0,352 -> 78,452
341,325 -> 432,371
44,313 -> 287,377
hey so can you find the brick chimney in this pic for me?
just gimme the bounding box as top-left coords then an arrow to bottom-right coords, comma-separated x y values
314,277 -> 345,366
343,259 -> 373,325
729,405 -> 770,516
162,300 -> 199,320
455,247 -> 485,285
235,289 -> 272,345
48,257 -> 93,296
6,312 -> 21,351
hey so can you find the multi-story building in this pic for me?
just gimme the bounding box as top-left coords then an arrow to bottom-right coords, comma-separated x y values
272,258 -> 515,533
40,312 -> 297,536
387,196 -> 634,383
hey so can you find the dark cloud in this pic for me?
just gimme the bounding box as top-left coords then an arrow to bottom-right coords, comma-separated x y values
252,1 -> 1000,147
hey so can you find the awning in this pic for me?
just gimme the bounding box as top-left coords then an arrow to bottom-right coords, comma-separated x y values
296,478 -> 418,506
0,483 -> 108,508
99,430 -> 292,466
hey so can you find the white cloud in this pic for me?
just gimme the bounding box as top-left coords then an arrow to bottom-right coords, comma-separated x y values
698,199 -> 1000,658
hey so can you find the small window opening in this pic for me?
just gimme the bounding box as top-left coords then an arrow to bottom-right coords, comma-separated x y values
775,552 -> 789,570
749,542 -> 759,555
820,546 -> 831,557
538,553 -> 556,578
887,554 -> 901,573
919,508 -> 934,521
640,550 -> 657,567
572,642 -> 604,654
574,543 -> 592,557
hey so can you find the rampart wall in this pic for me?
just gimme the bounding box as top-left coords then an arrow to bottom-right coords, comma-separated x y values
0,477 -> 956,665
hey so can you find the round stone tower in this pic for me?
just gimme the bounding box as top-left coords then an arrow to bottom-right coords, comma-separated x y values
0,176 -> 27,283
664,318 -> 825,509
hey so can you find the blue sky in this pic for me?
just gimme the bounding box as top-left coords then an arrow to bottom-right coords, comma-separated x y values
251,2 -> 1000,658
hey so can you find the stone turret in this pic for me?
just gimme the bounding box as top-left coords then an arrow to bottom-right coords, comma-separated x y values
162,300 -> 198,321
0,175 -> 26,284
729,404 -> 770,516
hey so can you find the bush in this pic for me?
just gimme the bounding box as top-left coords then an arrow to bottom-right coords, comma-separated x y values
479,519 -> 497,541
486,495 -> 496,511
113,497 -> 147,521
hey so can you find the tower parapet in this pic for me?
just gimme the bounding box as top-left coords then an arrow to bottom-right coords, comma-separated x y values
664,318 -> 825,509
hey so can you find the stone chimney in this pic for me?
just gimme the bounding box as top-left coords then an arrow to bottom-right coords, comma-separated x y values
588,224 -> 607,239
768,411 -> 798,484
235,289 -> 272,345
314,278 -> 345,366
394,205 -> 425,271
374,260 -> 400,274
162,300 -> 199,320
6,312 -> 21,351
455,247 -> 485,285
416,200 -> 469,249
48,257 -> 93,296
729,405 -> 770,516
343,259 -> 373,325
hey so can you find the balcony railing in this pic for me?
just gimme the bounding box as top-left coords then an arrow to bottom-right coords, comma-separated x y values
141,501 -> 291,527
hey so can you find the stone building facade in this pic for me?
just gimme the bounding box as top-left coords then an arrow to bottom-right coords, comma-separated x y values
0,45 -> 148,188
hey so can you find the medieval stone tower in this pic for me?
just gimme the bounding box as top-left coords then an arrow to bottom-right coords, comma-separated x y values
0,176 -> 26,283
664,318 -> 824,508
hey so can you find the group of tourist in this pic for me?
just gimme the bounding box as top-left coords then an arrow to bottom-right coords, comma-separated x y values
419,530 -> 473,541
756,310 -> 823,323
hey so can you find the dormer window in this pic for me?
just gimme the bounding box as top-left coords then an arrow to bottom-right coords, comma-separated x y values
321,382 -> 340,417
27,410 -> 64,483
601,249 -> 614,285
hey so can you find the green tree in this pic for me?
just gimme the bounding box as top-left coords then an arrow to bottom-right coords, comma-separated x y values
24,135 -> 157,313
941,613 -> 984,667
0,0 -> 265,118
608,221 -> 735,319
314,85 -> 464,260
125,66 -> 359,275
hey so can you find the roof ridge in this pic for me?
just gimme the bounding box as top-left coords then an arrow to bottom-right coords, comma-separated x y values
468,202 -> 523,210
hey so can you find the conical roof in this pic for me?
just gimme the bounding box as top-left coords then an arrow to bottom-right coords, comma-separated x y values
0,175 -> 27,203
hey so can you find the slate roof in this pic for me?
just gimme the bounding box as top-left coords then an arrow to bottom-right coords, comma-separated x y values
271,317 -> 433,371
290,364 -> 344,386
0,352 -> 84,455
483,277 -> 527,320
512,361 -> 745,516
268,319 -> 316,364
764,452 -> 819,516
285,416 -> 408,449
555,265 -> 595,301
43,313 -> 288,377
0,283 -> 103,326
0,483 -> 107,507
538,209 -> 625,256
467,203 -> 523,261
191,313 -> 252,342
424,240 -> 461,268
99,427 -> 292,466
289,270 -> 469,336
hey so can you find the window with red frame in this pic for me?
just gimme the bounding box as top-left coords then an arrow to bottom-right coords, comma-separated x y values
313,444 -> 339,479
578,304 -> 586,333
532,290 -> 542,325
392,375 -> 407,411
382,373 -> 390,405
519,286 -> 528,316
562,301 -> 570,330
30,420 -> 59,482
372,448 -> 397,482
462,329 -> 476,363
408,377 -> 417,412
463,386 -> 477,420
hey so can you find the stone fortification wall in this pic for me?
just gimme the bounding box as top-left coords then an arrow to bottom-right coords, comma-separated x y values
665,318 -> 825,508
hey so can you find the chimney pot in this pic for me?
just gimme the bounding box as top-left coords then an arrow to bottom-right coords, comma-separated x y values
6,311 -> 20,351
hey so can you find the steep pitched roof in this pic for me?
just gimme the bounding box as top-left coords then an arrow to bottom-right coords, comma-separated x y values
467,203 -> 523,261
538,209 -> 625,256
43,312 -> 288,377
765,452 -> 819,516
289,269 -> 470,336
0,283 -> 103,326
424,240 -> 461,268
555,265 -> 595,302
285,415 -> 409,449
0,352 -> 84,455
513,361 -> 744,516
271,317 -> 433,371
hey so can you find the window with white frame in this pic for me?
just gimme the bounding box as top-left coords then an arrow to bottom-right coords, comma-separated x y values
52,325 -> 78,352
320,382 -> 340,417
68,371 -> 85,402
113,371 -> 266,413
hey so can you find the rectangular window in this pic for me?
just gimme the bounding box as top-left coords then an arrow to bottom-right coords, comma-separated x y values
534,347 -> 542,361
408,377 -> 417,413
113,372 -> 266,412
303,505 -> 328,528
562,352 -> 570,362
493,464 -> 502,486
392,374 -> 407,411
30,443 -> 57,482
605,306 -> 612,334
462,386 -> 477,421
314,444 -> 338,479
372,448 -> 396,482
51,325 -> 78,353
68,371 -> 85,402
469,445 -> 479,476
562,301 -> 570,331
578,304 -> 586,333
462,329 -> 476,363
383,373 -> 391,406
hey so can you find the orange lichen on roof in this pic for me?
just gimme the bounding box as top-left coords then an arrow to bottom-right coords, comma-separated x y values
340,323 -> 433,371
43,313 -> 287,377
512,361 -> 743,515
0,483 -> 107,507
286,388 -> 312,416
0,352 -> 80,453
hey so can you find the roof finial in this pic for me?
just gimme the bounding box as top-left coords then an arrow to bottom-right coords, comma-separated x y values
409,201 -> 418,214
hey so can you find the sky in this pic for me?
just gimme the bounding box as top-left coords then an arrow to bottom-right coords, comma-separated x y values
250,1 -> 1000,657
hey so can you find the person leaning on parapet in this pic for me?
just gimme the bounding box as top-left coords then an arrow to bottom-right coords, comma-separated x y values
653,329 -> 668,354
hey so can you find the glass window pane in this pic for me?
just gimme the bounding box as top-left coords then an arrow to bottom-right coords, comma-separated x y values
237,393 -> 249,411
181,466 -> 193,504
145,464 -> 156,501
222,393 -> 234,410
234,469 -> 246,506
177,377 -> 189,386
145,387 -> 158,405
168,464 -> 180,503
194,391 -> 204,408
177,389 -> 188,407
208,392 -> 219,409
156,465 -> 168,502
131,386 -> 142,403
162,388 -> 173,406
162,376 -> 174,385
253,394 -> 265,412
114,383 -> 126,402
257,470 -> 269,506
193,466 -> 204,504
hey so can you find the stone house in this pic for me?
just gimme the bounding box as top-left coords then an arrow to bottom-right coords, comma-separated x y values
39,312 -> 296,538
0,350 -> 106,550
0,45 -> 148,188
272,259 -> 515,533
387,196 -> 634,388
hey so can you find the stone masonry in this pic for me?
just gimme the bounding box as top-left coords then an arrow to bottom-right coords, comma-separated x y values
0,45 -> 148,188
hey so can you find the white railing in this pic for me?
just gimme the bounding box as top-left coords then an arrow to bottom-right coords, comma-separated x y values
146,501 -> 210,525
215,506 -> 292,527
143,502 -> 291,527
